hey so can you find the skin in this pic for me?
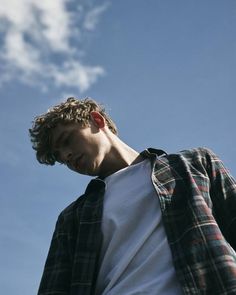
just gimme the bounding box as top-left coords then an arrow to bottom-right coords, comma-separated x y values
51,111 -> 143,177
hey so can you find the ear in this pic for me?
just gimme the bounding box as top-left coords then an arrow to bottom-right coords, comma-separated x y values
90,111 -> 106,129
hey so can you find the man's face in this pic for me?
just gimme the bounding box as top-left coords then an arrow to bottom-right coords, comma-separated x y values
51,121 -> 109,176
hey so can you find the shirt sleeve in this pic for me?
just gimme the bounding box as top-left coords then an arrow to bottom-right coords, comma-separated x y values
200,148 -> 236,251
38,213 -> 71,295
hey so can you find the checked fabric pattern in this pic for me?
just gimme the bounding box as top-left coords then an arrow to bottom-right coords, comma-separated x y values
38,147 -> 236,295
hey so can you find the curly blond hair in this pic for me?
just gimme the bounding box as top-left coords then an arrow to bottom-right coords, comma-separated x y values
29,97 -> 118,165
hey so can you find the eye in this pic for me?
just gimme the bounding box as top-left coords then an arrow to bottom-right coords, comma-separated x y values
60,132 -> 73,147
62,136 -> 70,146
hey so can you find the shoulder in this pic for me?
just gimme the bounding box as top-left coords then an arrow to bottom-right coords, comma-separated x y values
176,147 -> 216,161
160,147 -> 216,163
56,194 -> 86,229
175,146 -> 213,157
157,147 -> 217,172
176,148 -> 221,169
61,194 -> 86,216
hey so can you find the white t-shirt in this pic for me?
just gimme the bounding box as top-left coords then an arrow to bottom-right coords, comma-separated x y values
95,159 -> 183,295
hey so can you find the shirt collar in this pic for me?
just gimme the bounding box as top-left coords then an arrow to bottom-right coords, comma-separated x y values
140,148 -> 167,159
86,148 -> 167,192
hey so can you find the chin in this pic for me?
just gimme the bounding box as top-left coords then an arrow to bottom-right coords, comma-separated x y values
86,170 -> 100,177
78,160 -> 102,177
88,161 -> 102,176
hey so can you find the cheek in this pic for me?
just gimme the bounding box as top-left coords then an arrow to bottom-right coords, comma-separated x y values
88,146 -> 103,164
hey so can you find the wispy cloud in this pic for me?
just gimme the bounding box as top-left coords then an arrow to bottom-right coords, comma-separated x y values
83,2 -> 110,31
0,0 -> 108,92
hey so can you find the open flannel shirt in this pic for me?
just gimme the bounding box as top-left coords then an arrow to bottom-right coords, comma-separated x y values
38,147 -> 236,295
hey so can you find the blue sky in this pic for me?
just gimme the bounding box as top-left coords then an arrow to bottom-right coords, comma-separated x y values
0,1 -> 235,294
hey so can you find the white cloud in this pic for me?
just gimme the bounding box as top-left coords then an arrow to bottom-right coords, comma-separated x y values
49,60 -> 105,92
83,2 -> 110,31
0,0 -> 108,92
3,29 -> 42,74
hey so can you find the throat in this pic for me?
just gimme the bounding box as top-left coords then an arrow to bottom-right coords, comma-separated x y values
100,152 -> 143,178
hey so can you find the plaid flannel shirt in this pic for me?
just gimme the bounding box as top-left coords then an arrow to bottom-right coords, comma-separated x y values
38,147 -> 236,295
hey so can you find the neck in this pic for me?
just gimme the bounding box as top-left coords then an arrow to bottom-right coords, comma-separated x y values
99,134 -> 143,178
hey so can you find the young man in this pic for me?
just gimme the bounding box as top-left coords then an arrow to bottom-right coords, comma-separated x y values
30,97 -> 236,295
